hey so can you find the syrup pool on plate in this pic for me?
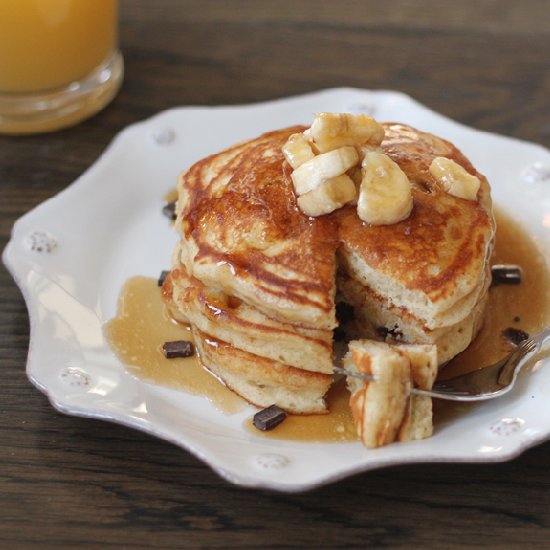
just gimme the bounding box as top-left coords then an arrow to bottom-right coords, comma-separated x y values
104,276 -> 245,415
105,209 -> 550,442
439,208 -> 550,380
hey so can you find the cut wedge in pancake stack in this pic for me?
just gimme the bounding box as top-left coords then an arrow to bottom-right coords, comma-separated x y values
162,113 -> 495,430
336,122 -> 495,365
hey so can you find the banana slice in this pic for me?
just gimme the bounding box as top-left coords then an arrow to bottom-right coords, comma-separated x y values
282,132 -> 315,169
310,113 -> 385,153
429,156 -> 480,201
357,152 -> 413,225
291,146 -> 359,196
297,174 -> 357,217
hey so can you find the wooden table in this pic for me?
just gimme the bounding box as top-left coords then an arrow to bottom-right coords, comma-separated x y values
1,1 -> 549,547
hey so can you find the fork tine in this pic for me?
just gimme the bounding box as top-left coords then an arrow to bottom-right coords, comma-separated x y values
498,330 -> 546,385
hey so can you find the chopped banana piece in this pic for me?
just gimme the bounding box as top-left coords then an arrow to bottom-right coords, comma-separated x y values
282,132 -> 315,169
297,175 -> 357,217
291,146 -> 359,196
357,152 -> 413,225
282,114 -> 416,223
429,156 -> 480,200
310,113 -> 385,153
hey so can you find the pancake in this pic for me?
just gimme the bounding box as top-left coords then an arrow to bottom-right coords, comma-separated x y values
165,259 -> 333,374
193,328 -> 332,415
164,120 -> 494,414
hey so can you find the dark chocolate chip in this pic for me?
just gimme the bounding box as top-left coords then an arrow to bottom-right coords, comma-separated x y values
158,270 -> 170,286
491,264 -> 522,286
162,340 -> 194,358
162,200 -> 177,221
376,324 -> 403,340
502,327 -> 529,346
513,316 -> 521,323
253,404 -> 287,431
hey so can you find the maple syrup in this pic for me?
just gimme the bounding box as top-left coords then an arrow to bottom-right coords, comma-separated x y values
439,209 -> 550,379
104,277 -> 244,414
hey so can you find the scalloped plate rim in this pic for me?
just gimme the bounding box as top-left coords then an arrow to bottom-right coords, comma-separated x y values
3,87 -> 550,492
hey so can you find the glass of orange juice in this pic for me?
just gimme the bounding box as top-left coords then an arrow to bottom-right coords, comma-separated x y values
0,0 -> 123,134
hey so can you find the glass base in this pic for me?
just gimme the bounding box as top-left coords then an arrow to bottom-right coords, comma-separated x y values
0,51 -> 124,135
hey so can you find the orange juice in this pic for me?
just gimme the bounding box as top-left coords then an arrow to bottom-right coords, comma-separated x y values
0,0 -> 118,93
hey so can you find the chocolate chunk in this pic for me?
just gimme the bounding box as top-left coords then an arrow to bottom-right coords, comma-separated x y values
491,264 -> 522,286
162,200 -> 177,221
376,324 -> 403,340
253,404 -> 287,431
162,340 -> 194,358
158,270 -> 170,286
502,327 -> 529,346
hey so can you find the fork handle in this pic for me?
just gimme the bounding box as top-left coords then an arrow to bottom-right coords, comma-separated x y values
498,326 -> 550,385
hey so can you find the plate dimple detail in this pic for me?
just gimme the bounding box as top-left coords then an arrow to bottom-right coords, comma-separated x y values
254,453 -> 289,471
25,231 -> 57,253
521,161 -> 550,184
60,368 -> 91,388
150,128 -> 176,145
490,418 -> 524,436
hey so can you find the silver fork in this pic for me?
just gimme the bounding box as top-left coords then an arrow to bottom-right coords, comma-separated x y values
334,326 -> 550,402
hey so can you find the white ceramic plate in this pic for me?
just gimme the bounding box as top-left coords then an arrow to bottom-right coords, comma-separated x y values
4,88 -> 550,492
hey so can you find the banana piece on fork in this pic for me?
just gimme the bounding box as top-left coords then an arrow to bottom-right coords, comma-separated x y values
343,340 -> 438,447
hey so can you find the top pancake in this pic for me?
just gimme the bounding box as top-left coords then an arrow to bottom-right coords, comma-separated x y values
175,127 -> 339,329
174,123 -> 494,331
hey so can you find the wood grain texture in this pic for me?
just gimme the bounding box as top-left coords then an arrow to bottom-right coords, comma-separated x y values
1,1 -> 549,547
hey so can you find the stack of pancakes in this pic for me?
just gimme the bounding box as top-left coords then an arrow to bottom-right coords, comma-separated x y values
163,122 -> 495,414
